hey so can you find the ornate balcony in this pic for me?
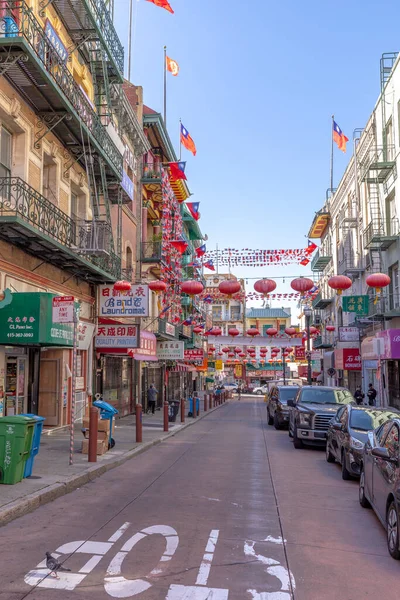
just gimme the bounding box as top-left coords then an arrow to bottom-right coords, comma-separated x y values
0,2 -> 122,179
0,177 -> 120,282
44,0 -> 124,80
142,163 -> 163,184
141,241 -> 162,263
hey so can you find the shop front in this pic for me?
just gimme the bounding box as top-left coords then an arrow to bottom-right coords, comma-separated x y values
375,329 -> 400,409
361,335 -> 381,395
129,330 -> 159,411
334,348 -> 361,393
156,340 -> 187,402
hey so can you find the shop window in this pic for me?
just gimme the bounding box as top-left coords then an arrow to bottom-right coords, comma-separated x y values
43,152 -> 58,205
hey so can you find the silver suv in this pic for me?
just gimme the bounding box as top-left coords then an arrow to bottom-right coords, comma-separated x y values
288,386 -> 354,448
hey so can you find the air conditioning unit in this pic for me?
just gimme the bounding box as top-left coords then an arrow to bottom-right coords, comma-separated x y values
76,220 -> 111,256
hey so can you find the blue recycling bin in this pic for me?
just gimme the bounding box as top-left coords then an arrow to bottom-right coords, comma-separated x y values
93,400 -> 119,449
188,397 -> 200,417
20,414 -> 46,478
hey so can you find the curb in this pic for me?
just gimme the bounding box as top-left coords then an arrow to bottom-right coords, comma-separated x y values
0,399 -> 231,527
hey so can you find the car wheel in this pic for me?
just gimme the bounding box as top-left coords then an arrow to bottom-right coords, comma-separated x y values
293,426 -> 304,449
256,390 -> 262,395
274,414 -> 282,430
387,502 -> 400,560
341,450 -> 352,480
267,408 -> 273,426
326,441 -> 335,463
359,469 -> 371,508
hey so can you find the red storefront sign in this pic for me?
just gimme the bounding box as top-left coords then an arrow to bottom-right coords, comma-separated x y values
184,348 -> 204,361
335,348 -> 361,371
295,347 -> 306,361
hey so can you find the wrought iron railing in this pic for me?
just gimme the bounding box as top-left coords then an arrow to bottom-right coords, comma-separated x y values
121,267 -> 134,282
141,241 -> 162,261
0,177 -> 120,278
359,145 -> 396,181
142,163 -> 163,180
0,2 -> 122,177
50,0 -> 124,76
363,217 -> 400,247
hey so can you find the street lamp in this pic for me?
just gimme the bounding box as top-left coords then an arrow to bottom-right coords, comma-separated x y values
303,306 -> 313,385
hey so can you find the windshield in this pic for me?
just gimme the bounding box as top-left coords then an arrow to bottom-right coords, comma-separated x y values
279,388 -> 299,403
300,388 -> 353,405
350,409 -> 399,431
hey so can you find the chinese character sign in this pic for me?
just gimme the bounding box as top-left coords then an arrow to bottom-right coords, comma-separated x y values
95,325 -> 138,349
98,285 -> 149,317
156,341 -> 184,360
342,295 -> 369,316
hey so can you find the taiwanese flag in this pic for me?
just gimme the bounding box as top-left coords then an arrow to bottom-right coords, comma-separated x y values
300,258 -> 310,266
180,123 -> 197,156
203,295 -> 212,304
305,240 -> 318,255
187,202 -> 200,221
196,244 -> 206,257
333,120 -> 349,152
171,240 -> 188,254
204,260 -> 215,271
146,0 -> 174,13
169,161 -> 186,180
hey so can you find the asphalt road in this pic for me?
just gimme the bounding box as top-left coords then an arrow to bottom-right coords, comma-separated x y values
0,396 -> 399,599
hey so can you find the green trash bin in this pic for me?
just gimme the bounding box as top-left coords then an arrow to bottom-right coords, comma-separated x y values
0,416 -> 36,484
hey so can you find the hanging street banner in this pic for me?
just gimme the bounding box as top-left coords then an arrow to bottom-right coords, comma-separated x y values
98,285 -> 149,318
207,336 -> 303,347
52,296 -> 74,323
342,295 -> 369,316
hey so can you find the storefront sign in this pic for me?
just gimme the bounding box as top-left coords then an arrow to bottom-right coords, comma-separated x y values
361,336 -> 382,360
99,285 -> 149,318
182,325 -> 192,338
295,346 -> 306,361
165,323 -> 175,336
157,341 -> 184,360
184,348 -> 204,360
311,350 -> 322,360
130,331 -> 157,360
77,322 -> 95,350
95,324 -> 139,349
377,329 -> 400,359
339,326 -> 360,342
122,170 -> 134,200
52,296 -> 74,323
342,295 -> 369,316
0,292 -> 73,346
215,360 -> 223,370
234,364 -> 244,379
45,20 -> 68,62
335,348 -> 361,370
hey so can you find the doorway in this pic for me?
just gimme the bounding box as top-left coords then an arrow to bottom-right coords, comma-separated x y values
39,359 -> 60,426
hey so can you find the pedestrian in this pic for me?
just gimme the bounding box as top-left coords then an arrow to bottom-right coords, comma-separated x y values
367,383 -> 377,406
147,384 -> 158,414
354,386 -> 365,406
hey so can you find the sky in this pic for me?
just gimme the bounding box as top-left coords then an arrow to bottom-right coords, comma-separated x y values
114,0 -> 400,314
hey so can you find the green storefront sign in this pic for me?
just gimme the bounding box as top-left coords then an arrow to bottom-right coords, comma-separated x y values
342,295 -> 369,316
0,291 -> 74,346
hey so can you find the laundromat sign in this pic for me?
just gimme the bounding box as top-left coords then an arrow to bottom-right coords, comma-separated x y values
98,285 -> 149,318
0,291 -> 73,346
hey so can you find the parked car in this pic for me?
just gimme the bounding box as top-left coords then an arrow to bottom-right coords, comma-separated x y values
326,406 -> 400,480
267,385 -> 300,429
220,382 -> 238,392
277,378 -> 303,387
253,384 -> 268,395
359,417 -> 400,559
288,386 -> 354,448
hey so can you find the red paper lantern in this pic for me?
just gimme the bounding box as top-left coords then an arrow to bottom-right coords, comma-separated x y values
218,352 -> 224,356
239,352 -> 246,358
222,347 -> 230,353
285,327 -> 297,336
251,359 -> 257,364
181,280 -> 204,296
209,345 -> 215,352
366,273 -> 391,294
148,280 -> 167,293
254,278 -> 277,296
193,326 -> 203,334
219,279 -> 241,297
113,280 -> 131,294
290,277 -> 314,294
266,328 -> 278,337
210,327 -> 222,336
326,325 -> 336,332
272,347 -> 280,353
308,326 -> 318,335
247,329 -> 260,337
328,275 -> 352,295
228,327 -> 240,337
228,352 -> 235,358
234,347 -> 242,354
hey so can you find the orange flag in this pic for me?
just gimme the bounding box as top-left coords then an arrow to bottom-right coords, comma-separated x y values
166,56 -> 179,76
146,0 -> 174,13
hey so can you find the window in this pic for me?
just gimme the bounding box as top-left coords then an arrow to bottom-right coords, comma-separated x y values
0,127 -> 11,179
389,263 -> 399,309
43,153 -> 57,204
339,406 -> 348,426
212,306 -> 222,321
230,306 -> 240,320
383,424 -> 399,459
386,118 -> 394,160
376,421 -> 393,445
71,192 -> 79,223
263,324 -> 272,336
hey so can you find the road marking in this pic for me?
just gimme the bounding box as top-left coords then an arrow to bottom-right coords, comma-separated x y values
166,584 -> 229,599
247,590 -> 291,599
244,540 -> 296,598
108,522 -> 130,543
196,530 -> 219,586
264,536 -> 286,545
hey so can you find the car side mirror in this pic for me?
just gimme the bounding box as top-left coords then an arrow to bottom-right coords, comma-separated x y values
332,422 -> 343,431
287,399 -> 295,408
371,447 -> 397,462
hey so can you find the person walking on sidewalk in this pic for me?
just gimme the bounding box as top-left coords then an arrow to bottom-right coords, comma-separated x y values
367,383 -> 377,406
354,386 -> 365,406
147,384 -> 158,414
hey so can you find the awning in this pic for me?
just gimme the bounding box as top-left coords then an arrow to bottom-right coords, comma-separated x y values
129,330 -> 158,362
169,363 -> 197,372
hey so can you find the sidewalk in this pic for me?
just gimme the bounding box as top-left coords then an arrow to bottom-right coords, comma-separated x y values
0,398 -> 229,527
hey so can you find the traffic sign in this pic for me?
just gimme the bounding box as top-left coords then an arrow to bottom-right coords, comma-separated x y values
327,367 -> 336,377
52,296 -> 74,323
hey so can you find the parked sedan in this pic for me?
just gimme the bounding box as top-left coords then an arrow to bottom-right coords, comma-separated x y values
253,385 -> 268,395
267,385 -> 299,429
359,417 -> 400,559
326,406 -> 400,480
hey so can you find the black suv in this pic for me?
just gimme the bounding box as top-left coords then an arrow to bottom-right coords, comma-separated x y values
288,386 -> 354,448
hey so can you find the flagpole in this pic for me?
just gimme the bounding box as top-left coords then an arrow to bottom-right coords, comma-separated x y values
330,114 -> 334,192
163,46 -> 167,126
179,118 -> 182,161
